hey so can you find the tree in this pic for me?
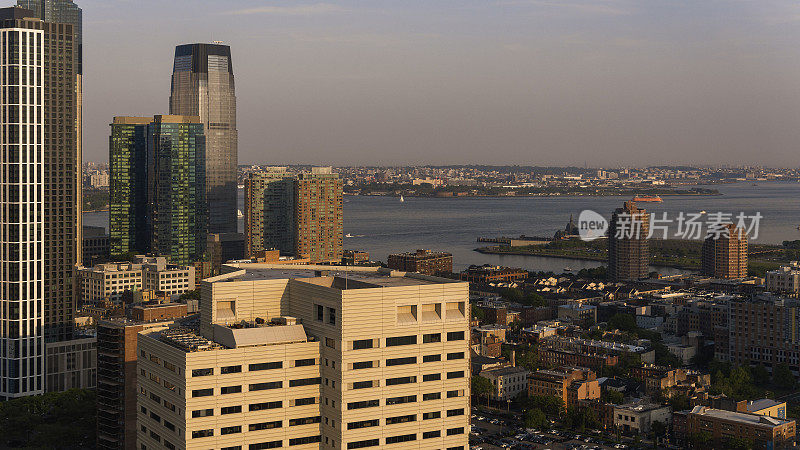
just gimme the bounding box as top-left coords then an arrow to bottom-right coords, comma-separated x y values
689,431 -> 713,449
601,389 -> 625,404
523,292 -> 547,307
608,313 -> 638,334
669,393 -> 691,412
526,395 -> 564,418
563,406 -> 598,432
751,364 -> 770,385
501,288 -> 525,304
651,420 -> 667,438
472,376 -> 493,406
773,362 -> 796,390
524,408 -> 548,429
0,389 -> 96,449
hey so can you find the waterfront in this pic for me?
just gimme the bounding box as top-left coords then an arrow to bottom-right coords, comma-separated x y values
84,181 -> 800,273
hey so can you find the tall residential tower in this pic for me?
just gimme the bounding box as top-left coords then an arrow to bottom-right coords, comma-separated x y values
608,201 -> 650,282
169,43 -> 237,235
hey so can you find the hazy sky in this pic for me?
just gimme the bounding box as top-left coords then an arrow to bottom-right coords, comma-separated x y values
80,0 -> 800,166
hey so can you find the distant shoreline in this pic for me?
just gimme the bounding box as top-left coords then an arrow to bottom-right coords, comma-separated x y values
473,247 -> 700,270
345,191 -> 721,198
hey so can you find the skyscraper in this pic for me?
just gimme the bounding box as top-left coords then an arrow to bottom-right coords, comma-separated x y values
169,43 -> 237,235
294,167 -> 343,263
109,115 -> 206,266
701,223 -> 748,279
244,168 -> 295,258
109,117 -> 150,258
608,201 -> 650,281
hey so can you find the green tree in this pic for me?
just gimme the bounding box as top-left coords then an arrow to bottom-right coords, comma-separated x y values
726,436 -> 755,450
773,362 -> 796,390
524,408 -> 548,429
751,364 -> 770,385
607,313 -> 638,333
0,389 -> 96,448
601,389 -> 625,404
563,406 -> 597,432
526,395 -> 564,418
689,431 -> 713,448
472,376 -> 493,406
501,288 -> 525,303
669,393 -> 691,412
523,292 -> 547,307
651,420 -> 667,437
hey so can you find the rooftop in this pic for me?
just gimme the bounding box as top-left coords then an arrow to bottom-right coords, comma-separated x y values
482,366 -> 529,377
747,399 -> 784,412
691,406 -> 792,427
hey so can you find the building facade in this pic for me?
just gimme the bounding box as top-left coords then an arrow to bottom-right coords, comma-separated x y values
388,249 -> 453,276
109,116 -> 150,258
528,367 -> 599,408
170,43 -> 237,235
608,201 -> 649,281
765,262 -> 800,293
79,256 -> 195,305
675,406 -> 795,449
701,223 -> 748,279
728,296 -> 800,375
479,366 -> 529,401
137,264 -> 470,450
244,169 -> 295,258
294,168 -> 343,263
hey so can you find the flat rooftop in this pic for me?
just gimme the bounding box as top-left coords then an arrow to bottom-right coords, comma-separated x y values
692,406 -> 791,427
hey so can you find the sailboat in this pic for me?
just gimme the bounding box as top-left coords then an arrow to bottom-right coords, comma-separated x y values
400,195 -> 405,203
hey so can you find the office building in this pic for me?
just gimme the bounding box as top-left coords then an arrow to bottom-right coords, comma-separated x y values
109,116 -> 149,258
79,256 -> 195,305
137,264 -> 470,450
674,406 -> 795,449
388,249 -> 453,276
528,367 -> 599,408
97,319 -> 183,450
728,296 -> 800,375
294,168 -> 343,263
244,168 -> 295,258
45,336 -> 96,392
701,223 -> 748,279
765,262 -> 800,293
608,201 -> 650,281
83,225 -> 110,266
109,115 -> 206,265
170,43 -> 238,234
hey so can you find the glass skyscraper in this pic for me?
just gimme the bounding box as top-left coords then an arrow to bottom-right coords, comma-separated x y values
169,43 -> 237,235
109,116 -> 207,266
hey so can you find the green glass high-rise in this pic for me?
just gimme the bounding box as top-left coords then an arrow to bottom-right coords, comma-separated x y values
109,115 -> 206,266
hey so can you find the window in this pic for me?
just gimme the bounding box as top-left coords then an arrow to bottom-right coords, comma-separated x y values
149,411 -> 161,423
347,419 -> 379,430
352,361 -> 373,370
221,365 -> 242,374
447,427 -> 465,436
447,331 -> 465,341
447,408 -> 465,417
191,429 -> 213,439
249,361 -> 282,371
149,355 -> 160,364
221,447 -> 241,450
447,389 -> 464,398
289,416 -> 321,426
250,421 -> 282,431
295,358 -> 315,367
163,361 -> 176,372
289,377 -> 321,387
423,430 -> 441,439
163,380 -> 176,392
149,393 -> 161,403
386,356 -> 416,366
423,392 -> 441,401
447,370 -> 465,379
423,354 -> 441,362
249,442 -> 282,450
386,414 -> 416,425
386,434 -> 416,444
423,333 -> 441,343
352,339 -> 373,350
192,409 -> 213,418
250,401 -> 282,411
221,426 -> 242,435
289,435 -> 321,446
164,420 -> 175,431
294,397 -> 317,406
348,399 -> 379,410
325,338 -> 336,349
316,304 -> 324,321
164,441 -> 176,450
192,388 -> 213,398
386,376 -> 416,386
347,439 -> 379,449
191,368 -> 213,377
221,405 -> 242,415
447,352 -> 465,360
423,373 -> 441,382
423,411 -> 441,420
250,381 -> 282,391
386,395 -> 416,405
386,335 -> 416,347
221,385 -> 242,394
328,307 -> 336,325
149,431 -> 161,443
353,380 -> 373,389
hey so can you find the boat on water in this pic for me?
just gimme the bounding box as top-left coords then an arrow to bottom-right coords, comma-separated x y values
563,267 -> 573,272
237,209 -> 244,218
345,233 -> 354,238
632,194 -> 662,202
400,195 -> 405,203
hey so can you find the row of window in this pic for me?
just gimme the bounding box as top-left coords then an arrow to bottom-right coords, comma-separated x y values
346,409 -> 464,430
191,396 -> 318,417
347,430 -> 465,449
347,389 -> 465,410
351,371 -> 465,389
190,377 -> 320,397
190,428 -> 321,446
352,331 -> 464,350
191,359 -> 315,377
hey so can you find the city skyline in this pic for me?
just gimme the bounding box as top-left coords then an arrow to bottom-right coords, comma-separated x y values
79,0 -> 800,167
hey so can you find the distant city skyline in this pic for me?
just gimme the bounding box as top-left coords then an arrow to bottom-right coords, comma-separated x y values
81,0 -> 800,167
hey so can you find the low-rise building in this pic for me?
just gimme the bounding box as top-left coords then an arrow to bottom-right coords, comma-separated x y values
539,348 -> 618,372
79,256 -> 195,305
613,402 -> 672,434
388,249 -> 453,275
765,262 -> 800,293
558,303 -> 597,324
480,366 -> 530,401
528,366 -> 600,408
675,406 -> 795,449
461,265 -> 528,284
342,250 -> 370,266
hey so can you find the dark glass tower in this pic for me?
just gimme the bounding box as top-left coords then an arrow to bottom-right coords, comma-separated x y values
169,43 -> 237,235
109,117 -> 150,258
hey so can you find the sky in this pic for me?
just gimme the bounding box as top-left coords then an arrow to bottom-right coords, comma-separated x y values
79,0 -> 800,167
